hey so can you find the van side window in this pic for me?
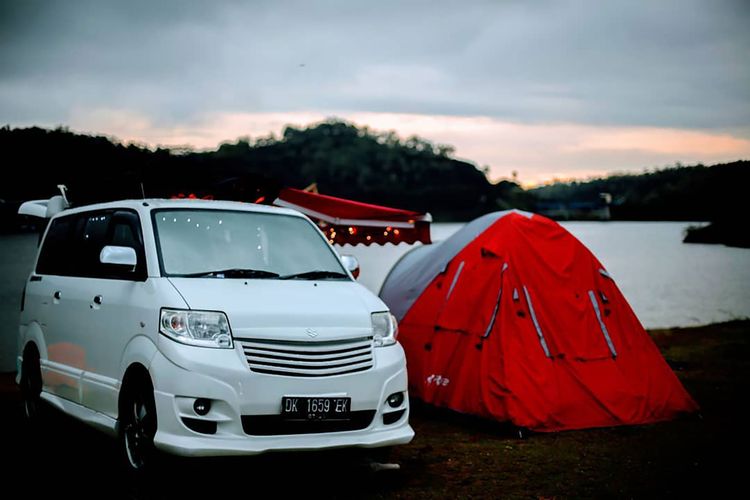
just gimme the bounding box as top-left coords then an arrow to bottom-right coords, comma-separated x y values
36,215 -> 75,276
110,211 -> 142,248
106,210 -> 147,280
37,210 -> 146,279
74,210 -> 146,281
112,222 -> 137,247
77,213 -> 111,277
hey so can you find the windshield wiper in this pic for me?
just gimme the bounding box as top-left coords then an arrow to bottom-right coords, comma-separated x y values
177,268 -> 280,279
279,270 -> 350,280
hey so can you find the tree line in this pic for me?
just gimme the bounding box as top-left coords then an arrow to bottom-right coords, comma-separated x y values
530,161 -> 749,222
0,122 -> 747,227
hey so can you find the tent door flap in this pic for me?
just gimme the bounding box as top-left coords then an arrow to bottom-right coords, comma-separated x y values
523,286 -> 552,358
445,260 -> 465,300
588,290 -> 617,358
481,262 -> 508,339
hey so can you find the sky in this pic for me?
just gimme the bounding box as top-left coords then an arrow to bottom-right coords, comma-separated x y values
1,0 -> 749,185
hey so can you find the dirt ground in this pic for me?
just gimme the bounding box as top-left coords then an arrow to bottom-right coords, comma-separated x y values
1,320 -> 747,499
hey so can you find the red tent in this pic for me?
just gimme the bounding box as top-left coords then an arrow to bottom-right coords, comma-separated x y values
275,187 -> 431,246
380,210 -> 698,432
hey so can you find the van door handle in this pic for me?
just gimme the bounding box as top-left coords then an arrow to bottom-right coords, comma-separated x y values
53,291 -> 62,300
93,295 -> 103,305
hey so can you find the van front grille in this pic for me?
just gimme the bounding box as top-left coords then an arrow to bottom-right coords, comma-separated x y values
237,336 -> 374,377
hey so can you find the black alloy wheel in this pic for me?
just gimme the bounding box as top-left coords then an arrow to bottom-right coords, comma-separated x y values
121,379 -> 158,472
20,349 -> 42,421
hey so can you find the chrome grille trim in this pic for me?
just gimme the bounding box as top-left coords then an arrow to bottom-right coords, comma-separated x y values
237,336 -> 374,377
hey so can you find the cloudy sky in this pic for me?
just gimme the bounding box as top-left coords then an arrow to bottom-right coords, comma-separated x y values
1,0 -> 749,185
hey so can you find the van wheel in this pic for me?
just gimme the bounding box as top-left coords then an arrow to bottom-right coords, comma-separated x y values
20,348 -> 42,421
120,377 -> 158,473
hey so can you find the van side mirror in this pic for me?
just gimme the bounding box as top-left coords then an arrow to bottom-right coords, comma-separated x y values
100,245 -> 137,271
340,255 -> 360,280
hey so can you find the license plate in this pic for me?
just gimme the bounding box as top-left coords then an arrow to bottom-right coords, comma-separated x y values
281,396 -> 351,421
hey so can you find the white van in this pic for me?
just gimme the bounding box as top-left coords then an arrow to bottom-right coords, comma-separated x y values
17,199 -> 413,470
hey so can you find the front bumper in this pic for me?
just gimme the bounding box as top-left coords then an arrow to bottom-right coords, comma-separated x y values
149,338 -> 414,457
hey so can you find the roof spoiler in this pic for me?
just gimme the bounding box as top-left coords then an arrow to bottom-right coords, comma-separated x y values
17,185 -> 70,219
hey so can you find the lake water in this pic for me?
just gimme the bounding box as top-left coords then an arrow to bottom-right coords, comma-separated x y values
341,221 -> 750,329
2,221 -> 749,371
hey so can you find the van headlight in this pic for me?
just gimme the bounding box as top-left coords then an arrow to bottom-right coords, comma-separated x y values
160,308 -> 233,349
372,312 -> 398,347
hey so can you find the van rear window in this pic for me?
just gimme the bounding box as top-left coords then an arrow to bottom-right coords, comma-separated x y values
36,215 -> 75,276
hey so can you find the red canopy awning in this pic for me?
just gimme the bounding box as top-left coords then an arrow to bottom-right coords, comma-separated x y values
275,188 -> 431,246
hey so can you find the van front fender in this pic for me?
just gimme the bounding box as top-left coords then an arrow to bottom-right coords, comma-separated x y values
118,334 -> 158,385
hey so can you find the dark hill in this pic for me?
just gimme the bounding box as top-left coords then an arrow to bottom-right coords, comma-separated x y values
1,123 -> 747,229
0,122 -> 516,221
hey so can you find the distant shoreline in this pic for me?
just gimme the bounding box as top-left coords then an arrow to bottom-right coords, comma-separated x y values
683,221 -> 750,249
1,126 -> 747,224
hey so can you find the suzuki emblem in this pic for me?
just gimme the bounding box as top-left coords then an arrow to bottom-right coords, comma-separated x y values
306,328 -> 318,338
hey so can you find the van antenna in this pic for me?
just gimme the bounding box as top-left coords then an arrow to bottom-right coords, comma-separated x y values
140,182 -> 146,199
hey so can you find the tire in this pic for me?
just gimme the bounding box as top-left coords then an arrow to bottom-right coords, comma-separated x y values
20,347 -> 43,422
119,375 -> 158,473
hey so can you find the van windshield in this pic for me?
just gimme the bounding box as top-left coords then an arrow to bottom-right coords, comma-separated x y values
153,209 -> 349,280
